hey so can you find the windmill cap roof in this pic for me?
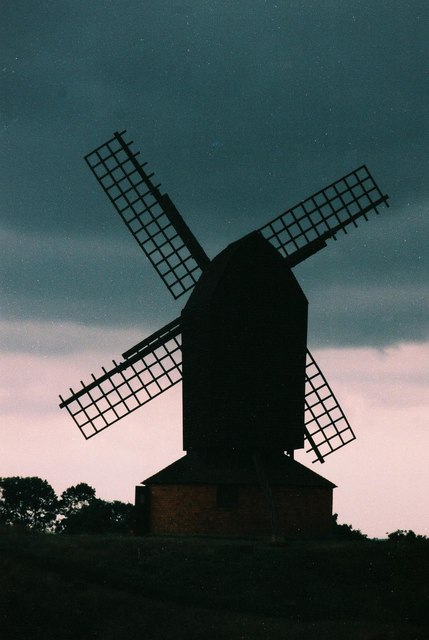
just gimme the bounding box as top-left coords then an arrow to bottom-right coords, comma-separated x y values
183,231 -> 307,313
141,451 -> 336,488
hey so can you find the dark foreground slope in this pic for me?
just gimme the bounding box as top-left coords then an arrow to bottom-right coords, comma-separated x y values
0,532 -> 427,640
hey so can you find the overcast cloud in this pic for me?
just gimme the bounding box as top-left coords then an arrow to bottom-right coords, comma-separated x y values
1,0 -> 428,354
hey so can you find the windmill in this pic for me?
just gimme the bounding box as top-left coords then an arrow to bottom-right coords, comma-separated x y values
59,130 -> 389,537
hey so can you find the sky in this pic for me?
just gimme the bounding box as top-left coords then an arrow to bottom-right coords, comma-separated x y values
1,1 -> 428,538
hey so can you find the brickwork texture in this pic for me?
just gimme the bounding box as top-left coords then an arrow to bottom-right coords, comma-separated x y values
148,484 -> 333,537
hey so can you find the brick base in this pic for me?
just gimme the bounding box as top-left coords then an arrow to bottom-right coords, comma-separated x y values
147,483 -> 333,538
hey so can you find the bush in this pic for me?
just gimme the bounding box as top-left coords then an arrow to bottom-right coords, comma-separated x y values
59,499 -> 134,534
387,529 -> 428,542
332,513 -> 367,540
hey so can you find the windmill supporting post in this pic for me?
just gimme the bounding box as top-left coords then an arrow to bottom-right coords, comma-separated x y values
252,454 -> 280,541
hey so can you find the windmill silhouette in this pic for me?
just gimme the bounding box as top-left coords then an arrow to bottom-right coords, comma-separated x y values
59,130 -> 389,536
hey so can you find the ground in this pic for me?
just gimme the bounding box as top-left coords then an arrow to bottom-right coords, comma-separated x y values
0,531 -> 427,639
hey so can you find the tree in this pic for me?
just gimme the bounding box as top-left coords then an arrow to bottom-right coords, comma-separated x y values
0,476 -> 133,535
56,482 -> 97,533
0,476 -> 58,532
59,483 -> 96,515
108,500 -> 134,533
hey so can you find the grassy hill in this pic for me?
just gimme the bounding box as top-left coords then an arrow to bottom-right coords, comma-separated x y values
0,531 -> 427,639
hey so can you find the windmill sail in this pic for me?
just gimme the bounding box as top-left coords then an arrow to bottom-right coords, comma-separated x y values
304,349 -> 356,463
59,319 -> 182,439
259,165 -> 389,267
85,131 -> 210,299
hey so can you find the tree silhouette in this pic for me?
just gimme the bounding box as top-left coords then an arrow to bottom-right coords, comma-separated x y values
0,476 -> 57,531
60,483 -> 96,514
56,482 -> 97,533
0,476 -> 133,534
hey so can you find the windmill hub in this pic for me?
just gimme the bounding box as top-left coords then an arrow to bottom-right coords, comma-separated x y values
59,130 -> 390,538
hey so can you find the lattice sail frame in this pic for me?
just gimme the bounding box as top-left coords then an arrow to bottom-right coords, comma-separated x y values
85,131 -> 209,299
304,350 -> 356,463
259,165 -> 389,266
59,319 -> 182,440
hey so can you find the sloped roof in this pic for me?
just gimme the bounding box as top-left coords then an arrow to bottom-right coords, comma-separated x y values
142,451 -> 335,488
183,231 -> 307,313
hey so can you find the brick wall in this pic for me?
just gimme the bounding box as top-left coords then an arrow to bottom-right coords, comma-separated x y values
148,484 -> 333,538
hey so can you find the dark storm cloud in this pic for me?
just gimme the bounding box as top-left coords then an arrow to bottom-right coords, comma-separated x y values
1,1 -> 428,350
0,229 -> 178,327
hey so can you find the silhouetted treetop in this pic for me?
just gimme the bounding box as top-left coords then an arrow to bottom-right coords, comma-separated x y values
0,476 -> 133,534
0,476 -> 57,531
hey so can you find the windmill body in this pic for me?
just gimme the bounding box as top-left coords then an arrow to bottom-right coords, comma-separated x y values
59,130 -> 390,537
182,231 -> 307,454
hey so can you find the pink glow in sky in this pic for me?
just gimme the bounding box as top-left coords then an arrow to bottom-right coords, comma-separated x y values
1,319 -> 428,539
1,2 -> 428,540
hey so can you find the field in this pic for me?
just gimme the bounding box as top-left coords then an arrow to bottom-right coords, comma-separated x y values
0,532 -> 427,640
